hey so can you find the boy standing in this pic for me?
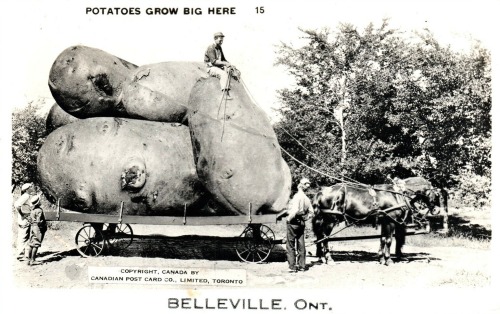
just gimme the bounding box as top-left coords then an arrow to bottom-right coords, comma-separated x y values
27,195 -> 47,266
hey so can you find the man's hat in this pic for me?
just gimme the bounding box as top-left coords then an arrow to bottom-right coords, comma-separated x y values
21,183 -> 33,193
214,32 -> 225,38
30,194 -> 41,207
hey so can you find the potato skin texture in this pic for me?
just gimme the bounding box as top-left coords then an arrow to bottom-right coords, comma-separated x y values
37,117 -> 209,215
188,77 -> 286,215
48,45 -> 137,118
121,62 -> 209,123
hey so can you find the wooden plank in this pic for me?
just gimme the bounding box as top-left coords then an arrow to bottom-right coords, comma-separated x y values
44,211 -> 278,225
44,212 -> 117,223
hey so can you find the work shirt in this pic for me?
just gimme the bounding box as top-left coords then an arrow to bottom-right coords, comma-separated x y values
29,206 -> 47,247
30,206 -> 47,231
204,43 -> 227,68
287,189 -> 312,223
14,193 -> 31,226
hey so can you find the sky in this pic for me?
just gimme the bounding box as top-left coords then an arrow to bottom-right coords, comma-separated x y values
1,0 -> 499,310
0,0 -> 496,118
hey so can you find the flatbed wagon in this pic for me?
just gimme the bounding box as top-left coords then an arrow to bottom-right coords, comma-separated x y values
45,201 -> 283,263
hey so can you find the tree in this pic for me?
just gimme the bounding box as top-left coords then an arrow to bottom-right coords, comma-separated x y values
12,101 -> 47,189
274,20 -> 491,204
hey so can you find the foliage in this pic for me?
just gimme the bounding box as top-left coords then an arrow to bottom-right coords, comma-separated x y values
12,101 -> 47,188
274,21 -> 491,197
451,167 -> 491,208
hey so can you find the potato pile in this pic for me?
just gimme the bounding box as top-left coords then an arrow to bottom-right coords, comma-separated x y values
39,45 -> 291,216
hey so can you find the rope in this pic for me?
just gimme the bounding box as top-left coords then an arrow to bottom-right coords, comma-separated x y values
239,76 -> 364,186
241,82 -> 364,186
240,78 -> 260,110
128,67 -> 400,194
219,67 -> 233,141
280,148 -> 349,183
277,127 -> 363,185
128,73 -> 278,141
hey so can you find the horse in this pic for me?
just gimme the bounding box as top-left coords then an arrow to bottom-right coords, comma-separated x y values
312,178 -> 440,265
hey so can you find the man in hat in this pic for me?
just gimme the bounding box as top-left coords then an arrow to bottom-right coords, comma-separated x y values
204,32 -> 235,100
27,194 -> 47,266
285,177 -> 312,273
13,183 -> 36,261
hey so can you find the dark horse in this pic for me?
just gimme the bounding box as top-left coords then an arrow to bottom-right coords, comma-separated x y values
312,177 -> 441,265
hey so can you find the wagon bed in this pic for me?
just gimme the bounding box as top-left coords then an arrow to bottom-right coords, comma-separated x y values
45,202 -> 283,263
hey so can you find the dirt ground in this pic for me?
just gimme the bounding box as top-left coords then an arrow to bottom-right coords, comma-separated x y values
12,217 -> 492,290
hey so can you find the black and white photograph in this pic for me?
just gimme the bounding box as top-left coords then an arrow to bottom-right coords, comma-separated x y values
1,0 -> 498,313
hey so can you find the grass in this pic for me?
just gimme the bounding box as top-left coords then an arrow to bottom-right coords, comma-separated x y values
406,231 -> 490,250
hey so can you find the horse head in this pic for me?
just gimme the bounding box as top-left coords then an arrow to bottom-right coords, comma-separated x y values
425,189 -> 440,207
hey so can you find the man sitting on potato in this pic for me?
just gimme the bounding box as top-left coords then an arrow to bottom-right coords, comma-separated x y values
204,32 -> 239,100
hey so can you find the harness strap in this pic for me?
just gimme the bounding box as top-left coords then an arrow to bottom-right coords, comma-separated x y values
376,203 -> 409,225
368,186 -> 378,209
320,184 -> 346,216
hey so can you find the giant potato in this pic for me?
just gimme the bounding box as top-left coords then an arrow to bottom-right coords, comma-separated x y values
49,46 -> 207,123
48,45 -> 137,118
46,103 -> 81,133
45,46 -> 292,216
37,117 -> 210,215
121,62 -> 208,123
272,159 -> 293,212
187,77 -> 286,215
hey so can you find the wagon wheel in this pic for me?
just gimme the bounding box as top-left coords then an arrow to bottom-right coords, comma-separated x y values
75,224 -> 106,257
103,223 -> 134,250
236,224 -> 275,263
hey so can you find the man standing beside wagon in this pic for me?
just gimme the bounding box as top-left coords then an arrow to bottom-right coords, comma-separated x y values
285,178 -> 313,273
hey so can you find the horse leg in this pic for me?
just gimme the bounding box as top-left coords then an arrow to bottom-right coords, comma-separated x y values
312,215 -> 325,264
315,241 -> 324,263
378,228 -> 386,264
395,223 -> 407,261
378,222 -> 393,265
324,223 -> 335,264
384,223 -> 395,266
323,242 -> 332,264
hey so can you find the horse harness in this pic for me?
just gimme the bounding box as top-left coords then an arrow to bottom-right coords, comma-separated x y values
323,183 -> 416,226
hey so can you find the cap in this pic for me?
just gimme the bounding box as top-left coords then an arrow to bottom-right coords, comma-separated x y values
300,178 -> 311,185
214,32 -> 225,39
30,194 -> 40,207
21,183 -> 33,193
